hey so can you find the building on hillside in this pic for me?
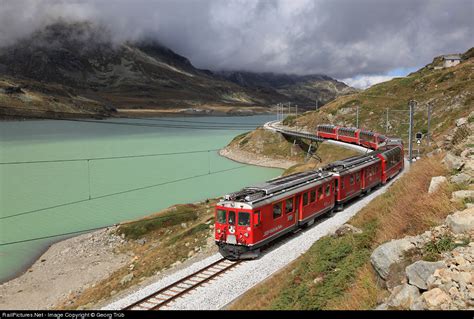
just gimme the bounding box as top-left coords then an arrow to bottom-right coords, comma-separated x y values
442,54 -> 461,68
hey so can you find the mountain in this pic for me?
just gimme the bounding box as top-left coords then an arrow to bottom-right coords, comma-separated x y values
217,71 -> 357,106
0,21 -> 353,119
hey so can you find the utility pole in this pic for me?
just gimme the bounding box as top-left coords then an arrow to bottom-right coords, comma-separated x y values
315,100 -> 319,111
356,106 -> 359,128
408,100 -> 416,163
295,105 -> 298,117
386,108 -> 389,134
427,102 -> 432,146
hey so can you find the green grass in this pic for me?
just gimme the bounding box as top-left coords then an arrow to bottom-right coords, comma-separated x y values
117,205 -> 199,239
422,234 -> 470,261
169,222 -> 211,244
269,220 -> 377,310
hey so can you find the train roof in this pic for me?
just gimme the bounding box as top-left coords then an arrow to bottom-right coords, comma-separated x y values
219,169 -> 333,209
322,152 -> 381,174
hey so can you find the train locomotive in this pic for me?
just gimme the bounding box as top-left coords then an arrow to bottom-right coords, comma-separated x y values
215,125 -> 404,260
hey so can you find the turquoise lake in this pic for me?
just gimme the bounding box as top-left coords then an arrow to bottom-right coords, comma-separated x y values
0,115 -> 281,283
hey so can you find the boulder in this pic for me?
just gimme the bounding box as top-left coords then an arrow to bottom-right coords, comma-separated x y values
451,190 -> 474,202
334,224 -> 363,237
428,176 -> 448,193
410,296 -> 427,310
446,208 -> 474,234
120,273 -> 134,285
443,153 -> 465,171
450,173 -> 472,185
456,118 -> 468,127
422,288 -> 451,309
406,260 -> 446,290
386,284 -> 421,309
370,238 -> 416,280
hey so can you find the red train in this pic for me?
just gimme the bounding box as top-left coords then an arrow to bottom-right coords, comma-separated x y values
215,125 -> 404,260
316,124 -> 387,150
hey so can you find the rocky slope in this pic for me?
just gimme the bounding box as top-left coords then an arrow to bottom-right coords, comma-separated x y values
371,115 -> 473,310
218,71 -> 356,107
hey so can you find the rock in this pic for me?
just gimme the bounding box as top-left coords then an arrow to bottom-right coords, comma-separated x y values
386,284 -> 421,309
445,208 -> 474,234
406,261 -> 446,290
375,303 -> 389,310
410,296 -> 426,310
451,190 -> 474,202
428,176 -> 448,193
334,224 -> 363,237
456,118 -> 468,127
450,173 -> 472,185
422,288 -> 451,309
181,223 -> 187,229
120,273 -> 134,285
370,238 -> 416,280
443,153 -> 465,171
135,239 -> 146,245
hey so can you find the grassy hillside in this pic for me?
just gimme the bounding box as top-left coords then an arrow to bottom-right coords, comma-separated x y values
230,154 -> 460,310
286,49 -> 473,151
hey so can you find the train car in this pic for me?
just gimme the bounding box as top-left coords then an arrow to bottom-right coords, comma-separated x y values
336,127 -> 360,145
324,154 -> 382,210
316,124 -> 339,140
377,146 -> 404,184
359,130 -> 384,150
215,170 -> 335,259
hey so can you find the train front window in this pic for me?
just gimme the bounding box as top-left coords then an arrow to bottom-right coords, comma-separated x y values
285,198 -> 293,213
273,202 -> 283,219
228,211 -> 236,225
217,210 -> 226,224
238,212 -> 250,226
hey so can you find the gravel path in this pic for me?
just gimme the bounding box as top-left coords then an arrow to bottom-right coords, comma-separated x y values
103,158 -> 409,310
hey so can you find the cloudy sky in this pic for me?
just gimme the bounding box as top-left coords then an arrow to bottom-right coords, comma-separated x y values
0,0 -> 472,88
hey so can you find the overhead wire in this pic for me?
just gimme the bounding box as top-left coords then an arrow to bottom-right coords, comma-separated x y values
0,164 -> 248,221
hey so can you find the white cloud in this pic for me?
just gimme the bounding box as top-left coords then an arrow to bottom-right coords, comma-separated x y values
342,75 -> 395,89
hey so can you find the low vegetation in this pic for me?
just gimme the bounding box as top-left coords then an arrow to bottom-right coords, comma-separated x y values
57,201 -> 217,310
230,155 -> 457,310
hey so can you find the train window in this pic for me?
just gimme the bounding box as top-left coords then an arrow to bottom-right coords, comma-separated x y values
285,198 -> 293,213
217,210 -> 226,224
325,184 -> 331,196
356,173 -> 360,183
350,175 -> 354,185
310,189 -> 316,202
303,193 -> 308,206
228,211 -> 236,225
318,187 -> 324,199
254,211 -> 261,226
273,202 -> 283,219
238,212 -> 250,226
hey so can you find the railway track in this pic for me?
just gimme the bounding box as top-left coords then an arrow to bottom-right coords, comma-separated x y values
123,258 -> 242,310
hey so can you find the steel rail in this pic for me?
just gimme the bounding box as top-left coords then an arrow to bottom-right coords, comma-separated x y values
123,258 -> 241,310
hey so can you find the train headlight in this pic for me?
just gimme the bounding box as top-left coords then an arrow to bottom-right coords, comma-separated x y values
244,233 -> 249,237
217,229 -> 221,234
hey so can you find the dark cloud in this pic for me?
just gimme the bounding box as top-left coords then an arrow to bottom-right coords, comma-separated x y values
0,0 -> 472,79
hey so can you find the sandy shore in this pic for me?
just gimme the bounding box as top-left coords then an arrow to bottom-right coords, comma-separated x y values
0,227 -> 130,310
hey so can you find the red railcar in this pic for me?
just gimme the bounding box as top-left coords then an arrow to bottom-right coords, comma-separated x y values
316,124 -> 339,140
377,146 -> 404,184
336,127 -> 360,145
215,170 -> 335,259
359,130 -> 385,150
324,155 -> 382,210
